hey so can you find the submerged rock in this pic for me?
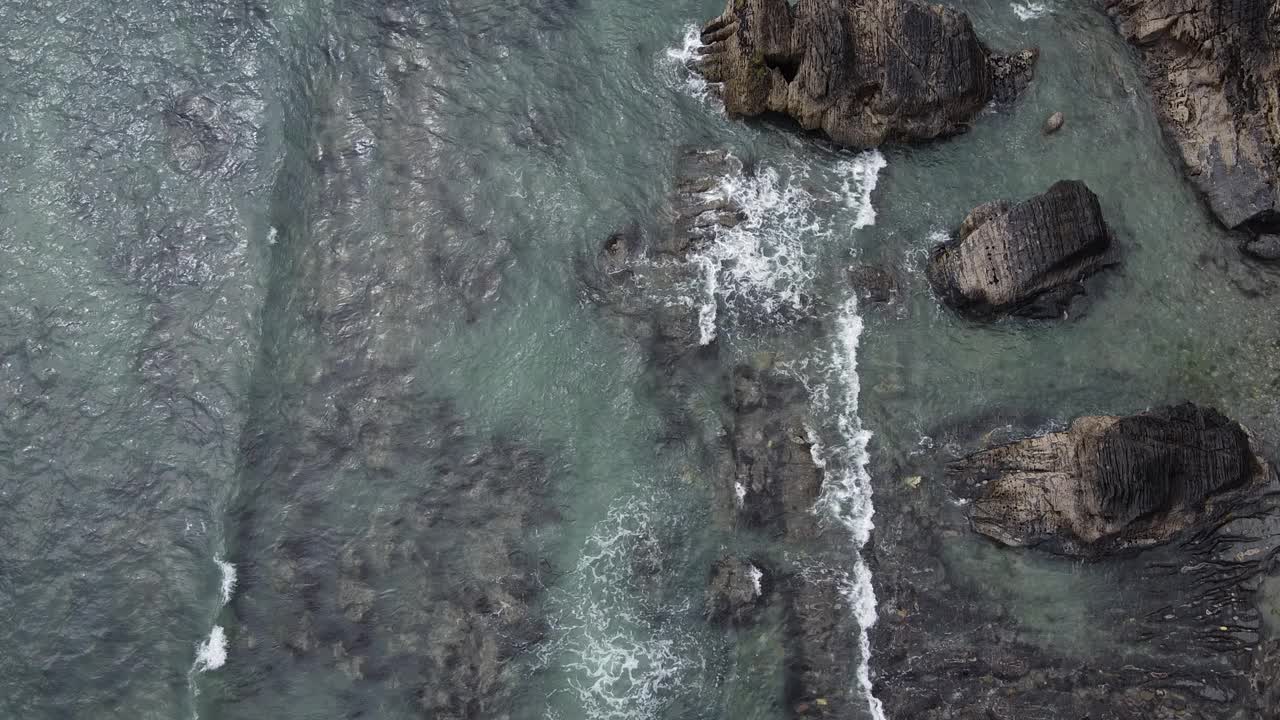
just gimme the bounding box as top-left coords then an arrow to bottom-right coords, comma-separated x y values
950,403 -> 1270,557
695,0 -> 1038,147
927,180 -> 1117,318
847,264 -> 898,304
1104,0 -> 1280,234
705,555 -> 770,625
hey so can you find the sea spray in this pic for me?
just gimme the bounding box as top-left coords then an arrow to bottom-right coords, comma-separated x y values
192,626 -> 228,673
839,152 -> 889,229
191,556 -> 235,678
215,556 -> 236,606
661,24 -> 716,104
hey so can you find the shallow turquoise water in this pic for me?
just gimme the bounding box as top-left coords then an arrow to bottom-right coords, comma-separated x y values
1,0 -> 1277,718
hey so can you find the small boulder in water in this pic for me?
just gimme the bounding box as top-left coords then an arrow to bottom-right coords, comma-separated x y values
705,555 -> 769,625
927,180 -> 1117,319
847,264 -> 898,304
1043,111 -> 1065,134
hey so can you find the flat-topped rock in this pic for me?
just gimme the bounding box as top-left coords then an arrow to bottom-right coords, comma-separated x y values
927,180 -> 1117,319
696,0 -> 1038,147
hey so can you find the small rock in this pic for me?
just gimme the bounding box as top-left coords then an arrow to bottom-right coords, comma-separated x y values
1043,111 -> 1065,134
1244,234 -> 1280,261
705,555 -> 769,625
847,264 -> 898,304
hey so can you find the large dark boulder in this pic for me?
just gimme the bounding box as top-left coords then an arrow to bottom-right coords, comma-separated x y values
1104,0 -> 1280,237
949,403 -> 1269,557
695,0 -> 1038,147
927,180 -> 1118,319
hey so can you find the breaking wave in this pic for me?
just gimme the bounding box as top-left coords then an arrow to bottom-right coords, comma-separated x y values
684,150 -> 887,344
191,555 -> 235,678
192,626 -> 228,673
660,24 -> 716,104
539,493 -> 712,720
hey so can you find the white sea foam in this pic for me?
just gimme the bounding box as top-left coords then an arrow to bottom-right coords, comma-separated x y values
1011,1 -> 1049,20
749,564 -> 764,597
661,24 -> 715,104
215,556 -> 236,607
685,150 -> 886,343
837,151 -> 888,229
804,299 -> 886,720
193,625 -> 227,673
539,494 -> 706,720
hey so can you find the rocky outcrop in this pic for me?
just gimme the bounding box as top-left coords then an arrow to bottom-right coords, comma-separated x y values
1103,0 -> 1280,247
869,405 -> 1280,719
927,180 -> 1118,318
579,148 -> 744,368
949,403 -> 1269,557
705,555 -> 770,625
727,366 -> 826,542
696,0 -> 1038,147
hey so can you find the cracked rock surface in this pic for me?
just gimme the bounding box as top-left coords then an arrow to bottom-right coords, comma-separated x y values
695,0 -> 1038,146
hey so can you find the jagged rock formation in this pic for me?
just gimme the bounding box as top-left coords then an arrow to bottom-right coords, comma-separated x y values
870,404 -> 1280,719
927,180 -> 1118,318
950,403 -> 1268,557
696,0 -> 1038,146
579,148 -> 744,368
1104,0 -> 1280,247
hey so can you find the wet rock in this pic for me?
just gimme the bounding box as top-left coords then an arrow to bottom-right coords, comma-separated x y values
729,366 -> 824,542
578,148 -> 744,367
1104,0 -> 1280,233
705,555 -> 769,625
847,264 -> 898,304
870,403 -> 1280,719
696,0 -> 1038,147
927,180 -> 1118,319
1244,234 -> 1280,261
949,403 -> 1270,557
1043,111 -> 1064,134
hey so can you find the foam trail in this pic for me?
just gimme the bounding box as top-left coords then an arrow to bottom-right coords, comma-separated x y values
215,556 -> 236,607
193,626 -> 227,673
811,299 -> 886,720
